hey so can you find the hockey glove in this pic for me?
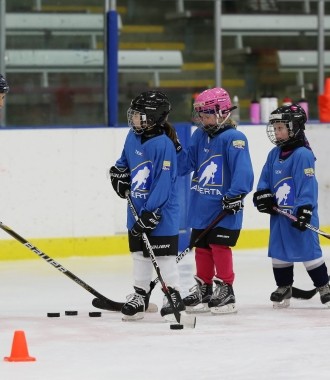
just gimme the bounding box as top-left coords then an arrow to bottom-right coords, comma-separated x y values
253,189 -> 277,215
291,205 -> 312,231
109,166 -> 130,199
222,194 -> 245,215
131,210 -> 162,237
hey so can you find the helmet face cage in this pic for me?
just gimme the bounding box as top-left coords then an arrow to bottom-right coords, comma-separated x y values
0,74 -> 9,94
127,108 -> 149,135
192,87 -> 232,134
266,104 -> 307,146
127,91 -> 171,135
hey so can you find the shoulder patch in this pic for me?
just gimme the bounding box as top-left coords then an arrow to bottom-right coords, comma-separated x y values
232,140 -> 245,149
162,160 -> 171,171
304,168 -> 314,177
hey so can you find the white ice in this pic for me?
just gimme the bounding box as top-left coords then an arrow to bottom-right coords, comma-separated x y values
1,247 -> 330,380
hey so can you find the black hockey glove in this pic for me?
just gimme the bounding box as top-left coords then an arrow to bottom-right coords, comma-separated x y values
222,194 -> 245,215
131,210 -> 162,237
292,205 -> 312,231
253,189 -> 277,215
109,166 -> 130,199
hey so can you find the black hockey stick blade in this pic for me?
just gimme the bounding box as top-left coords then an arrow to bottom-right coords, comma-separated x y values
92,297 -> 159,313
291,276 -> 330,300
92,297 -> 123,311
0,221 -> 124,311
292,286 -> 317,300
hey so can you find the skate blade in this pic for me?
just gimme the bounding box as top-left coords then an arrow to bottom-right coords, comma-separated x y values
163,311 -> 196,329
186,303 -> 210,314
272,299 -> 290,309
122,312 -> 144,321
210,303 -> 237,315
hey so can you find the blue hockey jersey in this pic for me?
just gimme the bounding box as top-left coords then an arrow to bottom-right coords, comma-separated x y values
115,130 -> 179,236
257,146 -> 322,261
177,127 -> 254,230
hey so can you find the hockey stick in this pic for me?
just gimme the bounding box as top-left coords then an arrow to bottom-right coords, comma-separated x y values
126,193 -> 196,328
93,210 -> 228,311
292,285 -> 317,300
152,209 -> 228,288
92,211 -> 228,312
291,276 -> 330,300
0,221 -> 124,311
273,206 -> 330,240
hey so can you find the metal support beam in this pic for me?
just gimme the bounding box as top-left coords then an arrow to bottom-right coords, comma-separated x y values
0,0 -> 6,126
214,0 -> 222,87
318,0 -> 325,94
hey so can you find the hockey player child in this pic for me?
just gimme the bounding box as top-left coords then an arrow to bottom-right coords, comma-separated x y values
0,74 -> 9,109
110,90 -> 186,321
253,104 -> 330,308
177,87 -> 254,314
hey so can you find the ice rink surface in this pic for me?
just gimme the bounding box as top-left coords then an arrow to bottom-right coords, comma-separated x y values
1,247 -> 330,380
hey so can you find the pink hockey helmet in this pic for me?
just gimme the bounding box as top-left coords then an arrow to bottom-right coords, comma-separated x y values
193,87 -> 233,135
193,87 -> 232,115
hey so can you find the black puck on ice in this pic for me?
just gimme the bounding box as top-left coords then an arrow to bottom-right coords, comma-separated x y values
47,312 -> 60,318
65,310 -> 78,316
170,324 -> 184,330
89,312 -> 102,317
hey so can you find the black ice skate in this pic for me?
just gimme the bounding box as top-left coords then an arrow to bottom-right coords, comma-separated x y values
121,286 -> 150,321
270,285 -> 292,308
317,283 -> 330,306
183,276 -> 213,313
208,279 -> 237,314
160,287 -> 185,322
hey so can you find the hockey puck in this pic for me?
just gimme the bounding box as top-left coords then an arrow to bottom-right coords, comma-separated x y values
65,310 -> 78,316
170,324 -> 184,330
89,312 -> 102,317
47,312 -> 60,318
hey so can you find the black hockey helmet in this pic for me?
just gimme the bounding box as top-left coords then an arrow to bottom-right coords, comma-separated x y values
267,104 -> 307,146
127,91 -> 171,135
0,74 -> 9,94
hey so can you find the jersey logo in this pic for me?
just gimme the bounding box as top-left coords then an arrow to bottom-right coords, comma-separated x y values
276,182 -> 291,205
199,161 -> 218,186
191,155 -> 223,195
232,140 -> 245,149
304,168 -> 315,177
162,160 -> 171,171
131,165 -> 151,191
275,179 -> 294,207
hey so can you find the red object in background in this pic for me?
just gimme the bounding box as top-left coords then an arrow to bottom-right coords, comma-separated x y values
318,78 -> 330,122
318,94 -> 330,122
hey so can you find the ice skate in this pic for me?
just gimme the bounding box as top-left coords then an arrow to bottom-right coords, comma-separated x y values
121,286 -> 149,321
160,287 -> 186,322
208,279 -> 237,315
270,285 -> 292,308
317,283 -> 330,307
183,276 -> 213,313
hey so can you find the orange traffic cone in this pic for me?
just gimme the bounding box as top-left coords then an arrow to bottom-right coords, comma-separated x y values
4,330 -> 36,362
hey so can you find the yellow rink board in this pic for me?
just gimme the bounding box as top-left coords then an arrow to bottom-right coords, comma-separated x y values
1,227 -> 329,261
